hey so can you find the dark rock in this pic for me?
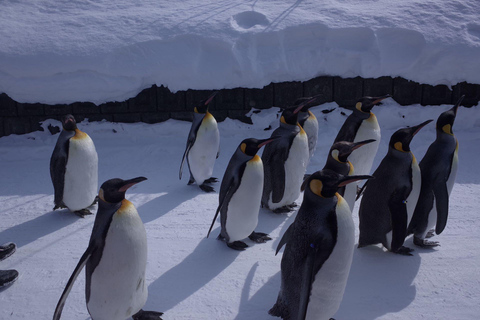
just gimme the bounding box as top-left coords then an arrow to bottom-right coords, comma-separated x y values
0,93 -> 17,117
303,76 -> 333,103
245,84 -> 274,109
128,85 -> 157,112
274,81 -> 303,108
422,84 -> 452,105
393,77 -> 422,105
452,82 -> 480,107
334,77 -> 363,109
363,77 -> 393,97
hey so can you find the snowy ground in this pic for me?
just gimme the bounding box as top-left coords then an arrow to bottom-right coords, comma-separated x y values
1,100 -> 479,319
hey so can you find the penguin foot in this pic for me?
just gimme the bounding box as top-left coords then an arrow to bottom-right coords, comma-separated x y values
227,241 -> 249,251
132,309 -> 163,320
414,236 -> 440,248
187,177 -> 195,185
394,246 -> 414,256
204,177 -> 219,184
217,234 -> 225,241
268,302 -> 288,318
74,209 -> 93,218
249,232 -> 272,243
199,183 -> 215,193
53,203 -> 67,210
0,243 -> 16,261
286,202 -> 298,209
91,196 -> 99,206
0,269 -> 19,288
426,229 -> 436,238
272,206 -> 293,214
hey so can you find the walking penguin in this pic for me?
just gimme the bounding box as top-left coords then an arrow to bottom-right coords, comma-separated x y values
53,177 -> 163,320
179,92 -> 220,192
358,120 -> 433,255
294,96 -> 320,160
50,114 -> 98,217
408,96 -> 464,247
207,138 -> 276,250
270,170 -> 372,320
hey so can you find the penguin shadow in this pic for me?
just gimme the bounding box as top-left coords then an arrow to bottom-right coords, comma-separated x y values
0,208 -> 80,249
144,237 -> 240,313
335,244 -> 421,320
269,208 -> 298,252
234,263 -> 281,320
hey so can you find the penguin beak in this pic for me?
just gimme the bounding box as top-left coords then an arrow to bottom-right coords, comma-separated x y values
351,139 -> 376,151
257,137 -> 278,148
119,177 -> 148,192
409,119 -> 434,137
371,94 -> 392,105
452,95 -> 464,116
204,91 -> 218,106
293,97 -> 318,114
338,175 -> 374,187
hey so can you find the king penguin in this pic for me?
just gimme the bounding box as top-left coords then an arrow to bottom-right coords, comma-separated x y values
408,96 -> 464,247
207,137 -> 276,250
261,102 -> 311,213
53,177 -> 163,320
179,92 -> 220,192
294,96 -> 321,160
270,170 -> 372,320
334,95 -> 391,178
358,120 -> 433,255
50,114 -> 98,217
323,139 -> 376,211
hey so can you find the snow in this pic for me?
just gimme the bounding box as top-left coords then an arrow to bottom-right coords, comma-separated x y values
1,100 -> 480,319
1,0 -> 480,104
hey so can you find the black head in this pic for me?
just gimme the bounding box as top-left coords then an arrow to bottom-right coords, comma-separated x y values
62,114 -> 77,131
302,170 -> 373,198
437,95 -> 463,135
194,91 -> 218,114
239,137 -> 276,157
280,104 -> 304,125
99,177 -> 147,204
330,139 -> 376,163
389,120 -> 433,152
355,95 -> 391,113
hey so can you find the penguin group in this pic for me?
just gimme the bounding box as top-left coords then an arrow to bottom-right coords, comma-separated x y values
43,90 -> 464,320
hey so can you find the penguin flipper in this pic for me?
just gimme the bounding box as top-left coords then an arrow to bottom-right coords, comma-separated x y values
275,222 -> 294,255
53,247 -> 93,320
433,180 -> 449,235
179,141 -> 193,180
207,179 -> 236,238
50,132 -> 73,207
297,244 -> 317,320
388,187 -> 409,253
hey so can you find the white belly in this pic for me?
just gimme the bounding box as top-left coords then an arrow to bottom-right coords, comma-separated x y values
406,154 -> 422,226
350,115 -> 380,176
306,196 -> 355,320
343,183 -> 357,214
88,201 -> 148,320
303,116 -> 319,159
63,135 -> 98,211
268,132 -> 309,209
225,158 -> 263,242
188,115 -> 219,184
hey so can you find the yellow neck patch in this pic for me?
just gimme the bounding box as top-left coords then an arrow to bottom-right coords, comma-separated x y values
348,161 -> 354,175
298,123 -> 306,135
394,142 -> 406,152
72,128 -> 87,140
194,107 -> 199,113
442,124 -> 453,135
250,154 -> 261,163
280,116 -> 286,124
117,199 -> 134,215
310,179 -> 324,198
308,110 -> 317,120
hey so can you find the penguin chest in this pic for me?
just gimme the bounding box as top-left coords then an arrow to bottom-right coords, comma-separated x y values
446,144 -> 459,195
350,115 -> 380,176
269,132 -> 309,208
88,201 -> 148,320
188,114 -> 219,184
225,157 -> 264,242
63,133 -> 98,211
342,163 -> 357,212
307,196 -> 355,320
406,155 -> 422,226
303,115 -> 319,157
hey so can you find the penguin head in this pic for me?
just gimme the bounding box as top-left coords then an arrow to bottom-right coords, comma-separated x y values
62,114 -> 77,131
330,139 -> 376,163
355,95 -> 391,114
99,177 -> 147,204
437,95 -> 464,135
293,95 -> 321,112
280,103 -> 305,125
302,170 -> 373,198
389,120 -> 433,152
194,91 -> 218,114
239,137 -> 276,156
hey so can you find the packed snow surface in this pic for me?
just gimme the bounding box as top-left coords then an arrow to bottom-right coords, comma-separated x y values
1,0 -> 480,104
1,100 -> 480,319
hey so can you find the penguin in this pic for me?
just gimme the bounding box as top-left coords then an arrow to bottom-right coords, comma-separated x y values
179,92 -> 220,192
294,96 -> 321,160
207,137 -> 276,250
270,170 -> 372,320
261,101 -> 312,213
53,177 -> 163,320
50,114 -> 98,217
323,139 -> 376,211
408,96 -> 464,247
358,120 -> 433,255
334,95 -> 391,179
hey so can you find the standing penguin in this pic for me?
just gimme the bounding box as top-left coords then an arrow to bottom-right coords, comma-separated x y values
207,138 -> 276,250
323,139 -> 376,211
50,114 -> 98,217
358,120 -> 433,255
179,92 -> 220,192
408,96 -> 464,247
270,170 -> 372,320
294,96 -> 320,160
334,95 -> 391,178
261,103 -> 311,213
53,177 -> 163,320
